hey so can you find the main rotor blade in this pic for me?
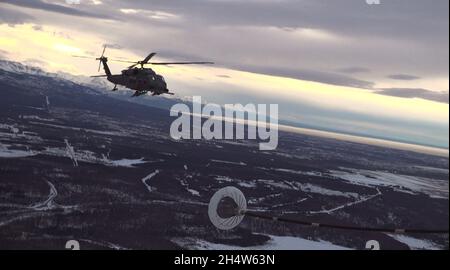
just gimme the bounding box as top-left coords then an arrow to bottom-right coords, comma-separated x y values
101,45 -> 106,57
149,61 -> 214,65
72,55 -> 93,59
142,53 -> 157,64
129,53 -> 157,69
97,56 -> 103,72
109,59 -> 137,64
73,55 -> 135,64
90,75 -> 108,77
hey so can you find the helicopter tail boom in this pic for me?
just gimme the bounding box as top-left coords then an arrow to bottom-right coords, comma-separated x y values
97,57 -> 112,78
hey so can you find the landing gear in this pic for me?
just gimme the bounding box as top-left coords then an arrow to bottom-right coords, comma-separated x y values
112,84 -> 118,91
130,89 -> 173,97
131,90 -> 148,97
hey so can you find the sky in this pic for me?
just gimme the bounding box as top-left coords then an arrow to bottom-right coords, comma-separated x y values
0,0 -> 448,148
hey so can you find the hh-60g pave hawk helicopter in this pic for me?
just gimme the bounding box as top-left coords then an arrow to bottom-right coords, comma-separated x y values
73,46 -> 214,97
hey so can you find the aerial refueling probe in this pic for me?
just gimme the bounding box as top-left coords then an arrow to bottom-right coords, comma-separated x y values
208,186 -> 450,235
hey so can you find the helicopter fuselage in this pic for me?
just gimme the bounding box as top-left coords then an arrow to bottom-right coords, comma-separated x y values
100,57 -> 171,96
110,68 -> 168,92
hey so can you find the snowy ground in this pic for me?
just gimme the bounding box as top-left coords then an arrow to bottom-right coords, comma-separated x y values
0,65 -> 448,250
330,168 -> 449,199
175,235 -> 351,250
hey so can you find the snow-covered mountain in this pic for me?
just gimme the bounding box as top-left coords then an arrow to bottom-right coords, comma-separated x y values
0,60 -> 50,76
0,59 -> 187,111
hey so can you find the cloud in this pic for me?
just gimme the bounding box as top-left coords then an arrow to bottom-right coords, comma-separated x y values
1,0 -> 116,20
103,43 -> 122,49
377,88 -> 449,104
0,6 -> 34,25
387,74 -> 420,80
0,49 -> 9,58
114,0 -> 448,41
337,67 -> 371,74
119,8 -> 180,20
233,65 -> 375,89
139,42 -> 374,88
100,1 -> 447,90
2,0 -> 448,98
32,25 -> 43,31
24,58 -> 47,67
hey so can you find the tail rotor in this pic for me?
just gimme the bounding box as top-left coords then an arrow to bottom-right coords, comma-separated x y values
96,45 -> 107,72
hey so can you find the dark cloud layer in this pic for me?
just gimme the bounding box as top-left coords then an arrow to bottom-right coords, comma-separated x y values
0,6 -> 34,25
387,74 -> 420,80
336,67 -> 371,74
377,88 -> 449,104
106,0 -> 448,99
115,0 -> 448,41
233,65 -> 375,89
2,0 -> 116,20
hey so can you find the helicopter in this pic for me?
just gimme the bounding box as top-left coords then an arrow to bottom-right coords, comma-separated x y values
73,46 -> 213,97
